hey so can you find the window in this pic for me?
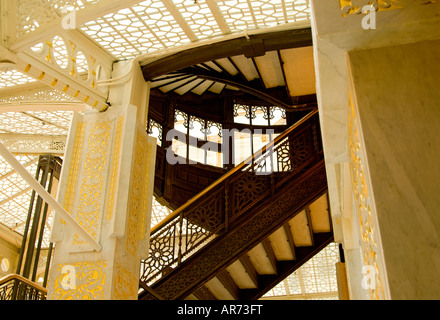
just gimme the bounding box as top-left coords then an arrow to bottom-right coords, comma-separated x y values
171,109 -> 223,167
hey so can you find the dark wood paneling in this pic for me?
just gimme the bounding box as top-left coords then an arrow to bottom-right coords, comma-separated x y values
142,28 -> 313,80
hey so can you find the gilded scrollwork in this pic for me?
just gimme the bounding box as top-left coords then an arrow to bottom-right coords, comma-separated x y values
52,260 -> 107,300
125,128 -> 151,257
112,263 -> 138,300
73,120 -> 112,246
61,120 -> 85,226
340,0 -> 438,15
348,93 -> 388,300
106,116 -> 124,221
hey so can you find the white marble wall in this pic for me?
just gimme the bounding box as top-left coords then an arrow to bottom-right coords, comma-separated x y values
348,39 -> 440,299
311,0 -> 440,299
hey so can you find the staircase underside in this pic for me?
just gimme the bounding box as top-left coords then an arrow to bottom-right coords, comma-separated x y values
140,158 -> 332,300
189,192 -> 333,300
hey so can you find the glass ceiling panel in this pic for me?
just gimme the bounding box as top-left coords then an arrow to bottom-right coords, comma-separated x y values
262,242 -> 340,300
217,0 -> 310,32
0,69 -> 37,89
0,111 -> 73,136
81,0 -> 190,59
173,0 -> 222,39
0,155 -> 39,233
0,1 -> 325,295
79,0 -> 311,60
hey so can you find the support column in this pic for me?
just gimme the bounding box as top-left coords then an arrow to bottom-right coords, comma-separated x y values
47,62 -> 156,300
311,0 -> 440,299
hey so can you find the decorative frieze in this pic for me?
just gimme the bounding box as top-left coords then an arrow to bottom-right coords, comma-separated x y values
340,0 -> 439,15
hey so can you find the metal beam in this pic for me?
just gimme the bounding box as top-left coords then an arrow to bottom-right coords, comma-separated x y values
13,50 -> 109,111
8,0 -> 147,51
161,0 -> 198,42
0,140 -> 101,252
205,0 -> 231,34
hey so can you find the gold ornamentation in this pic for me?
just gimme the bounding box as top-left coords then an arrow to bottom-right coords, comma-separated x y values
340,0 -> 438,15
125,128 -> 151,257
52,260 -> 107,300
348,93 -> 387,300
73,120 -> 112,245
62,120 -> 85,224
106,116 -> 124,221
112,263 -> 138,300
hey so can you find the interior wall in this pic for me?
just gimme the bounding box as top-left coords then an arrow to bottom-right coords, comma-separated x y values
0,226 -> 21,278
348,38 -> 440,299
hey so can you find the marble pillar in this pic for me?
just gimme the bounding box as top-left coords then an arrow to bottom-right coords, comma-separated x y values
47,62 -> 156,300
311,0 -> 440,299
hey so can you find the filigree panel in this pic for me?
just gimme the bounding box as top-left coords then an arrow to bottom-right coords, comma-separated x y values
217,0 -> 310,33
0,87 -> 78,103
231,172 -> 268,215
73,120 -> 111,246
185,189 -> 223,240
146,163 -> 328,300
63,120 -> 85,217
0,135 -> 66,155
276,129 -> 314,172
80,1 -> 188,59
141,219 -> 179,283
0,69 -> 37,89
15,0 -> 103,38
105,116 -> 124,221
125,129 -> 152,257
348,93 -> 388,300
51,260 -> 107,300
112,262 -> 138,300
15,0 -> 59,38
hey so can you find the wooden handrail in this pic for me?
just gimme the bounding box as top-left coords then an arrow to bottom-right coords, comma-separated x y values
150,108 -> 318,234
0,273 -> 47,294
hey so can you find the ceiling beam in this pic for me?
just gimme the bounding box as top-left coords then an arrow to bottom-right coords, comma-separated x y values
161,0 -> 198,42
142,28 -> 313,81
174,66 -> 312,110
7,0 -> 146,52
189,72 -> 293,110
205,0 -> 231,34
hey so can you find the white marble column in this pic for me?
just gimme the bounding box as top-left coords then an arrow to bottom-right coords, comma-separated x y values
47,62 -> 156,300
311,0 -> 440,299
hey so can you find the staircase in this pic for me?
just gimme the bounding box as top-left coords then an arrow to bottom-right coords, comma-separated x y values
139,110 -> 333,300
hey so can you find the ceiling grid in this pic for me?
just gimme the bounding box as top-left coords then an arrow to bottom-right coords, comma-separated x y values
0,0 -> 339,301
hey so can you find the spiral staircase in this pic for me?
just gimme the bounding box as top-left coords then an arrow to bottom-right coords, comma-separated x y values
138,110 -> 333,300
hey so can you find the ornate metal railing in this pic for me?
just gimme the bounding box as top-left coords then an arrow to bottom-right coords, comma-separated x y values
0,274 -> 47,300
140,109 -> 322,287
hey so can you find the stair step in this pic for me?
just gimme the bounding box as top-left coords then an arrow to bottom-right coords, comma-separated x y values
205,277 -> 236,300
226,260 -> 258,289
247,243 -> 277,275
309,193 -> 331,233
289,210 -> 313,247
268,226 -> 295,261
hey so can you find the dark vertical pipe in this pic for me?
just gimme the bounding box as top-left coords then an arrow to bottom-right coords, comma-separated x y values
15,164 -> 41,275
22,157 -> 50,279
42,242 -> 53,288
32,158 -> 55,282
